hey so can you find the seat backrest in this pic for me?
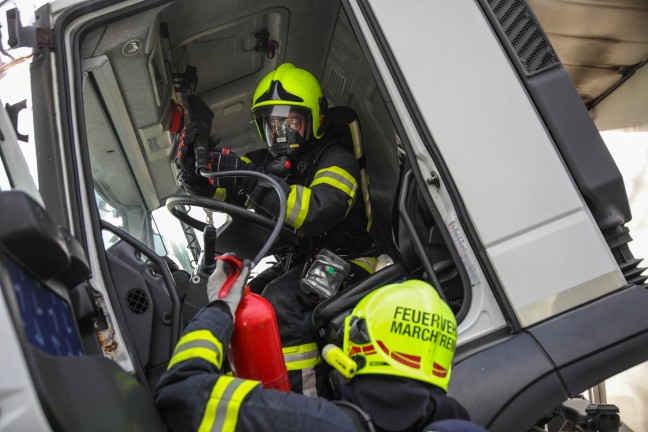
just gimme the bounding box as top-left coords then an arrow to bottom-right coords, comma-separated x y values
326,106 -> 373,233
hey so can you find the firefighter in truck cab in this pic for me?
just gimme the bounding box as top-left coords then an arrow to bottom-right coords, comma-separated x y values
154,257 -> 486,432
175,63 -> 379,396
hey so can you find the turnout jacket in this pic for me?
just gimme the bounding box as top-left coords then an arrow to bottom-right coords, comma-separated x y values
208,137 -> 379,398
154,302 -> 360,432
217,136 -> 375,257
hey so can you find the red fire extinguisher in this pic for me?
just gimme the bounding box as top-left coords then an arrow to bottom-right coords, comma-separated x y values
229,287 -> 290,391
217,256 -> 290,391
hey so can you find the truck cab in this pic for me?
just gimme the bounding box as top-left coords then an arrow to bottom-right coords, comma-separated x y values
0,0 -> 645,430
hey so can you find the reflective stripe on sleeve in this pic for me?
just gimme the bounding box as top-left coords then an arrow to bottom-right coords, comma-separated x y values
167,329 -> 224,370
282,342 -> 322,371
310,167 -> 358,200
198,376 -> 259,432
285,185 -> 311,229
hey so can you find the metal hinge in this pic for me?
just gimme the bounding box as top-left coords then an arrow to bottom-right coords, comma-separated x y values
6,7 -> 53,50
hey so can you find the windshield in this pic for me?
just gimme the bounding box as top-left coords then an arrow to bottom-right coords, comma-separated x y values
96,187 -> 228,274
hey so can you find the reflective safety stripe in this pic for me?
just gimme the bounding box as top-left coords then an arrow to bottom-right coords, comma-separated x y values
285,185 -> 311,229
301,367 -> 317,397
212,188 -> 227,202
349,257 -> 378,275
167,330 -> 224,370
282,343 -> 322,371
198,376 -> 259,432
349,120 -> 363,160
360,169 -> 373,231
349,118 -> 372,231
240,156 -> 252,164
311,167 -> 358,201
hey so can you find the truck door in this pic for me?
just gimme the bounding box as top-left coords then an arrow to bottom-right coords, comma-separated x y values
346,0 -> 648,429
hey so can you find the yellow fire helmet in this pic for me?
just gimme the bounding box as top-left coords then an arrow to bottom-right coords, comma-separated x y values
342,279 -> 458,392
251,63 -> 327,158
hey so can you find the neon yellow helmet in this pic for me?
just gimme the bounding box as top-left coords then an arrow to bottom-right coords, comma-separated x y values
251,63 -> 327,158
342,279 -> 457,391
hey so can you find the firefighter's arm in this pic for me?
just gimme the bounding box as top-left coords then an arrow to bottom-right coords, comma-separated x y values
154,304 -> 361,432
154,257 -> 251,431
236,386 -> 364,431
154,302 -> 238,432
154,266 -> 361,432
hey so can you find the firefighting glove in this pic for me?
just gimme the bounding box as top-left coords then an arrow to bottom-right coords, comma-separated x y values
208,149 -> 265,193
176,122 -> 219,197
206,256 -> 251,322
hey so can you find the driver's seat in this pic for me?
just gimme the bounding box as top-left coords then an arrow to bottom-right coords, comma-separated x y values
326,106 -> 373,235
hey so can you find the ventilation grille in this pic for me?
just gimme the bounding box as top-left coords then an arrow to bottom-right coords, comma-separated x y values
620,259 -> 648,286
605,225 -> 648,288
126,288 -> 150,314
327,67 -> 348,96
486,0 -> 559,76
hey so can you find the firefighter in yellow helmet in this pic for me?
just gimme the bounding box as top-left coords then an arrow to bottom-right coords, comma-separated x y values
335,279 -> 468,430
155,268 -> 482,432
175,63 -> 379,395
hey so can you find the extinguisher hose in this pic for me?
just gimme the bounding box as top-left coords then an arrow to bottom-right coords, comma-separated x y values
198,168 -> 287,268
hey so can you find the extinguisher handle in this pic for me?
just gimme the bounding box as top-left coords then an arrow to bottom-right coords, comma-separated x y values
215,255 -> 244,298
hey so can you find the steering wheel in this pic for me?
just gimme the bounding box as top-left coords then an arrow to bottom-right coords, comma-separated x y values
166,194 -> 308,263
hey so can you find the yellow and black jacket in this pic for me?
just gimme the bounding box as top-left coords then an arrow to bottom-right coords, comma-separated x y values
219,137 -> 376,258
154,302 -> 360,432
205,135 -> 378,398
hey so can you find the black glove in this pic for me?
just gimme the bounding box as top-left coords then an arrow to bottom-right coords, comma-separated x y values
176,122 -> 216,197
208,149 -> 264,193
207,149 -> 242,189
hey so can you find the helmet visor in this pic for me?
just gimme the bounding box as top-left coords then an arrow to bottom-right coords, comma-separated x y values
253,106 -> 312,156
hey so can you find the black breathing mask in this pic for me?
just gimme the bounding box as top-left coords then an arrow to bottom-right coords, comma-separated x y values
253,105 -> 313,161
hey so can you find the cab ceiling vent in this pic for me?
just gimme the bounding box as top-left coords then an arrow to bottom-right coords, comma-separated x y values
485,0 -> 560,76
327,67 -> 348,96
126,288 -> 150,314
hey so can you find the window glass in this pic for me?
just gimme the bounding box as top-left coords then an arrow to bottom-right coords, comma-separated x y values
96,188 -> 233,274
96,192 -> 126,250
151,205 -> 205,273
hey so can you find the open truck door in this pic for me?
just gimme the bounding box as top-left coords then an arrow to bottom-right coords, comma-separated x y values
350,1 -> 647,429
0,98 -> 168,430
351,2 -> 647,429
